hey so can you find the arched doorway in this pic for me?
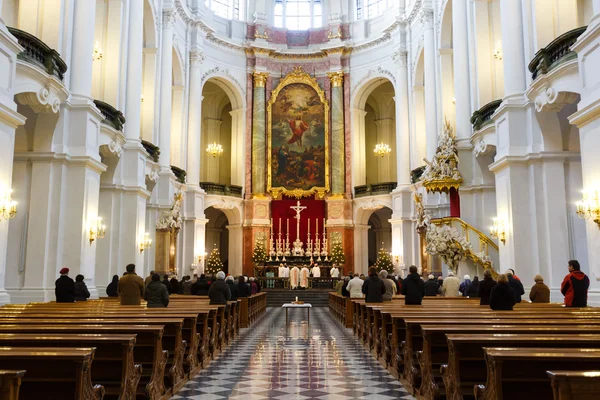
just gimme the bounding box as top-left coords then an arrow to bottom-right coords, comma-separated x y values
367,207 -> 393,266
205,207 -> 229,275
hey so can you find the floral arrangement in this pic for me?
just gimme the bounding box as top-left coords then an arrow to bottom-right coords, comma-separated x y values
425,224 -> 472,272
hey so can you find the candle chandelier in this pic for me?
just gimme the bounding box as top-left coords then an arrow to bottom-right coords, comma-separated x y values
373,142 -> 392,157
576,188 -> 600,228
206,142 -> 224,158
92,41 -> 103,61
0,189 -> 17,221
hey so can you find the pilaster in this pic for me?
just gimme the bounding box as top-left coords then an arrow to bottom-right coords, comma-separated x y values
251,71 -> 268,196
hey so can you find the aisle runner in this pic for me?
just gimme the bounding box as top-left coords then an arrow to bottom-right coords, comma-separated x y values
172,308 -> 415,399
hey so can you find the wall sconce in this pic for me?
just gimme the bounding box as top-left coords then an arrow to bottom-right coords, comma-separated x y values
140,232 -> 152,252
576,188 -> 600,228
0,189 -> 17,221
92,41 -> 103,61
493,41 -> 503,60
489,217 -> 506,244
140,94 -> 144,103
89,217 -> 106,245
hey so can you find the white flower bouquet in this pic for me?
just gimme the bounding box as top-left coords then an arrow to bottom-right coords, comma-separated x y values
425,224 -> 472,272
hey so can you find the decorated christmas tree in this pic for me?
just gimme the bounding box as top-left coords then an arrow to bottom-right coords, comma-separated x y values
375,246 -> 394,274
252,237 -> 267,265
329,234 -> 345,265
205,245 -> 223,275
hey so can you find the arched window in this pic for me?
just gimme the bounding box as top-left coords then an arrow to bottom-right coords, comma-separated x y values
206,0 -> 244,20
357,0 -> 390,20
274,0 -> 323,30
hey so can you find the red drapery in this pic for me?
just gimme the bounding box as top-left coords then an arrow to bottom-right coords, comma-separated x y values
270,198 -> 326,246
450,188 -> 461,218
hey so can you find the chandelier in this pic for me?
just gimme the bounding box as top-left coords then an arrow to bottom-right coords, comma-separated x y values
576,188 -> 600,228
0,189 -> 17,221
92,41 -> 103,61
206,142 -> 224,158
373,143 -> 391,157
89,217 -> 106,245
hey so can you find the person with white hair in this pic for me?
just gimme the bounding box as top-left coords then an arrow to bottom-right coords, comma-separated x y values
459,274 -> 472,297
442,271 -> 460,297
424,274 -> 439,296
208,270 -> 231,305
379,270 -> 397,301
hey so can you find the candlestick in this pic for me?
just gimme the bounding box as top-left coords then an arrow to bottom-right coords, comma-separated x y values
315,218 -> 319,236
279,218 -> 281,234
323,218 -> 326,234
287,218 -> 289,235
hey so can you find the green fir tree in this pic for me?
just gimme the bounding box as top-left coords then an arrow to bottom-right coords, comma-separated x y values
252,237 -> 267,265
329,235 -> 345,265
374,246 -> 394,274
206,246 -> 223,275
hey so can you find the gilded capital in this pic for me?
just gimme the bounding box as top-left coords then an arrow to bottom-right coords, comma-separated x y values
327,71 -> 344,87
253,72 -> 269,87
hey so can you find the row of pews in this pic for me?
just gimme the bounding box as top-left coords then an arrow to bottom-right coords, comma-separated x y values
329,292 -> 600,400
0,292 -> 266,400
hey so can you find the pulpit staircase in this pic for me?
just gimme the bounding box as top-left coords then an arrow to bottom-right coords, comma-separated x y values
430,217 -> 500,278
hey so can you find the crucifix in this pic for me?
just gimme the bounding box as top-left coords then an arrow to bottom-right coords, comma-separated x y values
290,200 -> 307,256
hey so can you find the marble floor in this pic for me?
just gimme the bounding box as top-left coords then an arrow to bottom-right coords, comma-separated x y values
171,307 -> 415,400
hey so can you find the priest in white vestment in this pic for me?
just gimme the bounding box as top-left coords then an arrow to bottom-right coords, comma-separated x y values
311,263 -> 321,278
300,266 -> 310,288
278,263 -> 284,278
282,264 -> 290,278
330,265 -> 340,278
290,266 -> 300,289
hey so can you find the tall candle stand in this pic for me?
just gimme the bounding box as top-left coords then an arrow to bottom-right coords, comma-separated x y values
268,231 -> 275,261
321,231 -> 329,261
284,231 -> 291,257
313,220 -> 320,257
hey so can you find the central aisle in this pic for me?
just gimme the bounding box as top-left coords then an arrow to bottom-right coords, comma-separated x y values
172,307 -> 415,399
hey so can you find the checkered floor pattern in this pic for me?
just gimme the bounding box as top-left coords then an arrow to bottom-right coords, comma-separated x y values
171,307 -> 415,399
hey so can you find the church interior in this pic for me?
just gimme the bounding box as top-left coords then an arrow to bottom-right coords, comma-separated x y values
1,0 -> 600,398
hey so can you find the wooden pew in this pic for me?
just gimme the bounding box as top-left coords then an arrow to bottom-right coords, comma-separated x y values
474,348 -> 600,400
0,333 -> 141,400
0,347 -> 104,400
547,371 -> 600,400
0,370 -> 26,400
432,332 -> 600,400
0,325 -> 166,400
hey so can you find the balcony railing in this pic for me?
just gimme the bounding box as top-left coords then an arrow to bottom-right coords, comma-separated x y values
93,100 -> 126,131
528,26 -> 587,81
199,182 -> 243,197
170,165 -> 186,184
141,140 -> 160,162
470,99 -> 502,131
8,27 -> 67,81
354,182 -> 397,198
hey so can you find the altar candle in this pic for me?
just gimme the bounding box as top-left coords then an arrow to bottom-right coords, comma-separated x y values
315,218 -> 318,235
270,218 -> 273,228
323,218 -> 326,233
287,218 -> 289,234
295,296 -> 298,302
279,218 -> 281,234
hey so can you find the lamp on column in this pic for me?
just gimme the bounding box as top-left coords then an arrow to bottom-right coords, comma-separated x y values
140,232 -> 152,252
206,142 -> 224,158
89,217 -> 106,245
493,41 -> 503,60
489,217 -> 506,244
0,189 -> 17,221
576,188 -> 600,228
373,143 -> 391,157
92,41 -> 103,61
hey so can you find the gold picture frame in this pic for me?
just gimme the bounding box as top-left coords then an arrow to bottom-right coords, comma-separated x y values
267,66 -> 330,200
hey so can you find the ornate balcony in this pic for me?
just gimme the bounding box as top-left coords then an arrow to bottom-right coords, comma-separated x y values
199,182 -> 243,197
170,165 -> 186,184
528,26 -> 587,81
141,140 -> 160,162
354,182 -> 397,198
470,99 -> 502,131
8,27 -> 67,81
93,100 -> 126,131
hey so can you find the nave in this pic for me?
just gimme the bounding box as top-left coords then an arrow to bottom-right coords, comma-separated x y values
172,308 -> 415,400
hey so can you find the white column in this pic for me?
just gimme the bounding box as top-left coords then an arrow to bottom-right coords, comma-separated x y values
141,48 -> 157,143
187,51 -> 204,187
394,51 -> 410,186
500,0 -> 527,97
170,85 -> 185,168
124,0 -> 144,140
230,108 -> 245,187
351,108 -> 367,187
353,224 -> 370,275
453,0 -> 471,139
70,0 -> 96,97
423,9 -> 438,160
158,10 -> 175,167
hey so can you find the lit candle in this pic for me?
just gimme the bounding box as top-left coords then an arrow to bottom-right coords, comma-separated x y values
295,296 -> 298,302
279,218 -> 281,235
323,218 -> 326,234
287,218 -> 289,235
315,218 -> 318,236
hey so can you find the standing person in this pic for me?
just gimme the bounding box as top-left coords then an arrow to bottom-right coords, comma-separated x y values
192,274 -> 210,295
561,260 -> 590,307
226,276 -> 239,301
442,272 -> 460,297
467,276 -> 480,297
506,270 -> 525,303
346,273 -> 364,298
249,277 -> 260,294
55,268 -> 75,303
74,274 -> 90,302
145,270 -> 155,286
106,275 -> 119,297
181,276 -> 193,295
489,274 -> 516,311
423,274 -> 439,297
459,275 -> 472,297
477,270 -> 496,305
508,268 -> 521,281
437,275 -> 444,294
401,265 -> 425,305
162,275 -> 172,293
341,276 -> 351,297
208,271 -> 231,305
379,270 -> 397,301
170,276 -> 181,294
237,275 -> 250,298
529,274 -> 550,303
144,273 -> 169,308
118,264 -> 145,305
362,267 -> 386,303
191,274 -> 199,283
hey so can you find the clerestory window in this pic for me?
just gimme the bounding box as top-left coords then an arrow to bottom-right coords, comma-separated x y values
274,0 -> 323,30
357,0 -> 391,20
206,0 -> 245,20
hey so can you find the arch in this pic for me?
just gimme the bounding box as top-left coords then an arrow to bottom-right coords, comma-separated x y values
143,0 -> 157,47
352,75 -> 397,110
203,197 -> 243,226
205,206 -> 230,273
439,0 -> 453,48
413,48 -> 425,86
200,73 -> 245,110
354,197 -> 394,226
368,207 -> 393,266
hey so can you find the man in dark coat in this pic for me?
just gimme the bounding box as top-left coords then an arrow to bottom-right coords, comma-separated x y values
55,268 -> 75,303
237,276 -> 250,298
477,269 -> 496,305
145,274 -> 169,307
208,271 -> 231,305
423,274 -> 439,297
507,270 -> 524,303
561,260 -> 590,307
192,274 -> 210,295
361,267 -> 386,303
489,274 -> 516,310
401,266 -> 425,305
226,276 -> 239,301
73,274 -> 90,302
